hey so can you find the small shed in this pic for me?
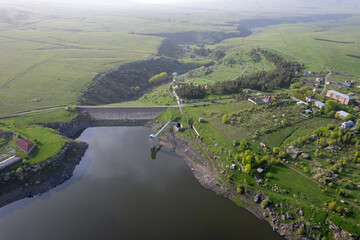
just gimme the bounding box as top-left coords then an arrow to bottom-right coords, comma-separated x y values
260,142 -> 267,148
198,118 -> 204,123
171,122 -> 185,132
257,168 -> 264,174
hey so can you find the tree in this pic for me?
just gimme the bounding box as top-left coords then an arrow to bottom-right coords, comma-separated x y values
273,147 -> 280,154
328,201 -> 337,211
214,49 -> 226,60
130,86 -> 140,93
345,114 -> 354,121
261,199 -> 269,208
149,72 -> 168,84
325,100 -> 339,112
222,114 -> 228,124
199,66 -> 206,72
244,163 -> 252,174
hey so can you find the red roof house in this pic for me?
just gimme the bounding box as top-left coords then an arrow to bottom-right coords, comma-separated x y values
16,139 -> 35,154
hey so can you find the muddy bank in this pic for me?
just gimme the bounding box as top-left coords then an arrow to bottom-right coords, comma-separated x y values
0,141 -> 88,208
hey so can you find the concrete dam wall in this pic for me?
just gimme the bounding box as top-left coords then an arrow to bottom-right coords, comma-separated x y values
77,106 -> 169,120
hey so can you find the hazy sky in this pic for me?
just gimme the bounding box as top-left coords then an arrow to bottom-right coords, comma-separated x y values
0,0 -> 359,12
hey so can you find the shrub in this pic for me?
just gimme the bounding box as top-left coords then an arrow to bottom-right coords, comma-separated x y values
261,199 -> 269,208
297,228 -> 304,235
222,114 -> 228,124
345,114 -> 354,121
328,201 -> 337,211
244,164 -> 252,174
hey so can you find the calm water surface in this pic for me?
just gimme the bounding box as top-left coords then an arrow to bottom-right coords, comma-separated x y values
0,127 -> 282,240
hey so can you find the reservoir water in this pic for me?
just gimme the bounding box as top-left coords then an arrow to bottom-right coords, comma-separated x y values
0,127 -> 282,240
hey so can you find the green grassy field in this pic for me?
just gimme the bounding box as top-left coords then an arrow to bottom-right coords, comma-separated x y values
0,28 -> 161,115
219,16 -> 360,76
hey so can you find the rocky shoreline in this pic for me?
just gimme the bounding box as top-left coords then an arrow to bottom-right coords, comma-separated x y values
157,127 -> 356,240
0,140 -> 88,208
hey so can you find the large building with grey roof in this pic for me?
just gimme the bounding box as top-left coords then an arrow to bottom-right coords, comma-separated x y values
326,90 -> 353,105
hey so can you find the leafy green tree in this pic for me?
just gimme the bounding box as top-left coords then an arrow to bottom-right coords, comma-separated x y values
273,147 -> 280,154
325,100 -> 339,112
222,115 -> 228,124
345,114 -> 354,121
261,199 -> 269,208
244,164 -> 252,174
328,201 -> 337,211
149,72 -> 168,84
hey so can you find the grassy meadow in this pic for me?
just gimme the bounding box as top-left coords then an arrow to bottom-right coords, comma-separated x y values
218,16 -> 360,76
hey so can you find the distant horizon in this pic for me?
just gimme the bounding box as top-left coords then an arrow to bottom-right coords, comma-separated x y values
0,0 -> 359,14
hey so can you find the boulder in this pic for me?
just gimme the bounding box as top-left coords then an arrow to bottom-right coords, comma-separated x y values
299,209 -> 304,216
286,146 -> 301,159
281,213 -> 286,221
254,194 -> 262,203
301,152 -> 310,159
286,212 -> 294,220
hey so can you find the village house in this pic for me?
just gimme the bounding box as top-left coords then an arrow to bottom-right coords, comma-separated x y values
336,110 -> 350,120
326,90 -> 353,105
198,117 -> 204,123
314,101 -> 326,109
306,96 -> 315,103
340,121 -> 355,130
315,78 -> 322,83
16,139 -> 35,154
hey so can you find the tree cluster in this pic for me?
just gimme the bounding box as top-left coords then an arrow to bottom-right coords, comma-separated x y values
149,72 -> 169,84
208,49 -> 302,94
249,48 -> 261,62
192,44 -> 211,56
176,83 -> 205,99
